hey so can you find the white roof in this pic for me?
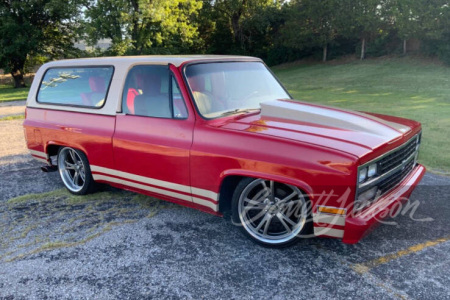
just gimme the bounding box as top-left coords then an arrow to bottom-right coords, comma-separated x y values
28,55 -> 264,116
43,55 -> 262,68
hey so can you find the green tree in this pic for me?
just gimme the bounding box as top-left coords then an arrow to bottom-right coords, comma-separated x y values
281,0 -> 342,62
339,0 -> 386,60
0,0 -> 81,88
420,0 -> 450,64
206,0 -> 280,54
83,0 -> 203,55
385,0 -> 424,54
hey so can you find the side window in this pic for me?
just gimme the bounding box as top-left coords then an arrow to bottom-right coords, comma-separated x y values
37,67 -> 113,108
122,65 -> 188,119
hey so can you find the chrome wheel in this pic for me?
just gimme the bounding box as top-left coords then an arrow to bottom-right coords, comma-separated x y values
238,179 -> 308,245
58,147 -> 86,193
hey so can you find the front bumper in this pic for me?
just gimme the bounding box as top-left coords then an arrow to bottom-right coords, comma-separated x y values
342,164 -> 426,244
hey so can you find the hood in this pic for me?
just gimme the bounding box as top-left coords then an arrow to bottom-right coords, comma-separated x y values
217,99 -> 419,159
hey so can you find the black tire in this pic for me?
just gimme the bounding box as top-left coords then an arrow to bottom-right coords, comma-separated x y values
231,177 -> 312,248
57,147 -> 96,195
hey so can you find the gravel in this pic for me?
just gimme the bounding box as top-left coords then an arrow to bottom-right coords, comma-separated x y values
0,101 -> 26,119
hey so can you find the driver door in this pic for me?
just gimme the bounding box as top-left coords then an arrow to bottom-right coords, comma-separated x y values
111,64 -> 194,204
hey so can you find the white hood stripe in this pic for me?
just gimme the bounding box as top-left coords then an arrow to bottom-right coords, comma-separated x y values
260,100 -> 411,137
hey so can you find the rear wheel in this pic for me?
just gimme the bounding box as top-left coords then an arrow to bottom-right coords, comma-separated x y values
232,178 -> 311,248
57,147 -> 95,195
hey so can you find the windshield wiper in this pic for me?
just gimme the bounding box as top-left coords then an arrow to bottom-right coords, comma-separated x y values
218,108 -> 260,117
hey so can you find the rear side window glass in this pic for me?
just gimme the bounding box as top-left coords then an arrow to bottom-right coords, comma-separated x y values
37,67 -> 114,108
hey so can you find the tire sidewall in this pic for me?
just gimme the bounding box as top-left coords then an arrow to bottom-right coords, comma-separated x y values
231,177 -> 311,248
57,147 -> 95,195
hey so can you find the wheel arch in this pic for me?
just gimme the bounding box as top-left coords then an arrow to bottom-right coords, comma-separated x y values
217,169 -> 314,215
44,142 -> 89,161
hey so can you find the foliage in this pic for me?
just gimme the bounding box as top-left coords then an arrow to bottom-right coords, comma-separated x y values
194,0 -> 284,57
83,0 -> 203,55
420,1 -> 450,64
0,0 -> 82,88
1,0 -> 449,89
280,0 -> 342,61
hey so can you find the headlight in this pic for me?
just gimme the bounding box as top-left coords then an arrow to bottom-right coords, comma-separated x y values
358,163 -> 377,183
355,186 -> 379,211
367,163 -> 377,177
358,167 -> 367,183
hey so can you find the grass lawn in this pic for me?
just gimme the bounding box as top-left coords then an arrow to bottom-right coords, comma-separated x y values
0,115 -> 24,121
273,57 -> 450,175
0,85 -> 30,102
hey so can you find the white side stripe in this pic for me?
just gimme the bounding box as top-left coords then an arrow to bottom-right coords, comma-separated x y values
91,165 -> 191,193
90,165 -> 218,202
29,150 -> 47,158
314,227 -> 344,238
33,157 -> 49,164
192,197 -> 218,212
191,187 -> 218,201
312,213 -> 346,226
93,174 -> 193,203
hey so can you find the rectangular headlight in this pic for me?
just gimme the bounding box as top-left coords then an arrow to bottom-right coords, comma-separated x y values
358,167 -> 367,183
367,163 -> 377,177
355,186 -> 378,211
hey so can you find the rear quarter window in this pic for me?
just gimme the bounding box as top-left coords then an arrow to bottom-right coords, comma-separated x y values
37,66 -> 114,108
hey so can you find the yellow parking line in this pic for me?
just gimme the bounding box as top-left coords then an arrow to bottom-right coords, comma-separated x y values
352,236 -> 450,274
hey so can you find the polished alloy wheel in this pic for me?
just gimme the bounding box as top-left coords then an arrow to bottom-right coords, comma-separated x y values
238,179 -> 308,245
58,147 -> 86,193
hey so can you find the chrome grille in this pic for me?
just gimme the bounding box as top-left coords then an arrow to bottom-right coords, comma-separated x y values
378,137 -> 418,174
378,158 -> 415,194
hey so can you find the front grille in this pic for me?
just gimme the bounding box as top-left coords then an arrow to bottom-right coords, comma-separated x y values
378,158 -> 415,195
355,133 -> 421,210
378,137 -> 418,174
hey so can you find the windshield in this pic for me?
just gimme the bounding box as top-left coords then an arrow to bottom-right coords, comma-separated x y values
185,62 -> 290,119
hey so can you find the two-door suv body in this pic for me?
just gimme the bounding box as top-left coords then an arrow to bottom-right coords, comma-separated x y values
24,55 -> 425,247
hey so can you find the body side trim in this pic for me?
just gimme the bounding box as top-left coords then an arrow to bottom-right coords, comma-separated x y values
314,227 -> 344,238
312,213 -> 346,226
90,165 -> 219,211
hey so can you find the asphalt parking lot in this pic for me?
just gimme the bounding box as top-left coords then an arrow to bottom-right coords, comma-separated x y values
0,119 -> 449,300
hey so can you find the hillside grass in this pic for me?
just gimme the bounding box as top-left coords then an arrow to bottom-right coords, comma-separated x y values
273,57 -> 450,174
0,85 -> 29,102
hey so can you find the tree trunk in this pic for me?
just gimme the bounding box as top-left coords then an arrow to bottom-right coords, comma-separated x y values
322,45 -> 328,62
230,0 -> 247,47
360,37 -> 365,60
403,39 -> 407,55
231,14 -> 241,45
130,0 -> 140,54
11,64 -> 26,88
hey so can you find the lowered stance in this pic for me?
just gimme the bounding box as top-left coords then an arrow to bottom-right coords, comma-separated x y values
24,56 -> 425,247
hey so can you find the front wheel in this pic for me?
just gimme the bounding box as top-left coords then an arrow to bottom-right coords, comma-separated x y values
57,147 -> 96,195
232,178 -> 311,248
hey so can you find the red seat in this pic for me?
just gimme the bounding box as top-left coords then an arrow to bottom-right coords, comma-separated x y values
126,88 -> 139,114
125,74 -> 147,114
